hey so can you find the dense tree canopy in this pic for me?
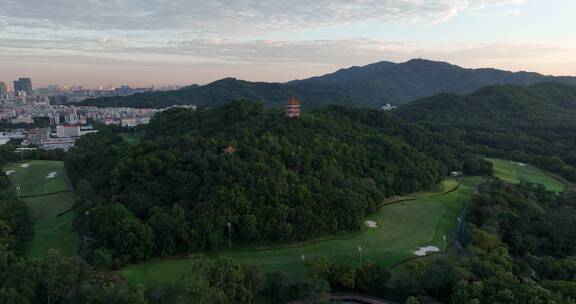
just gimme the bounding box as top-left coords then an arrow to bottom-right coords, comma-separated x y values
66,100 -> 469,263
397,83 -> 576,182
0,165 -> 31,255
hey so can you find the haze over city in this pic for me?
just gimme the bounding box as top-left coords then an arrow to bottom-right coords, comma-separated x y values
1,0 -> 576,87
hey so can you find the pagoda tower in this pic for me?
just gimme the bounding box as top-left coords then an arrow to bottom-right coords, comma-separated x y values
285,96 -> 301,118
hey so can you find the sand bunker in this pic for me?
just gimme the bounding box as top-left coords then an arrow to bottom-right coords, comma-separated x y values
365,220 -> 378,228
414,246 -> 440,256
5,170 -> 15,176
510,161 -> 527,167
46,172 -> 57,179
20,163 -> 30,168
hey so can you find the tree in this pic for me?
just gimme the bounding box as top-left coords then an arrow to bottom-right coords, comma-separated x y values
41,250 -> 86,304
242,265 -> 260,304
85,284 -> 149,304
88,203 -> 154,263
297,278 -> 331,304
261,271 -> 290,303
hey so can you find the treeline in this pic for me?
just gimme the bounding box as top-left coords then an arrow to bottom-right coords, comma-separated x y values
76,59 -> 576,110
0,144 -> 67,163
65,100 -> 476,265
0,248 -> 380,304
0,175 -> 32,256
75,78 -> 392,109
397,83 -> 576,182
0,148 -> 32,255
3,180 -> 576,304
298,181 -> 576,303
0,247 -> 276,304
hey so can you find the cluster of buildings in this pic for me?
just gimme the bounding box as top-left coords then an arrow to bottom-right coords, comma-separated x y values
22,124 -> 96,151
0,77 -> 182,104
0,103 -> 160,127
0,76 -> 180,151
0,103 -> 164,150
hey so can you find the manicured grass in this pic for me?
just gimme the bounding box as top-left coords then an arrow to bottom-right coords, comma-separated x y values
123,177 -> 483,286
119,132 -> 143,145
28,211 -> 78,258
4,160 -> 78,258
3,160 -> 68,197
487,158 -> 568,192
23,192 -> 75,222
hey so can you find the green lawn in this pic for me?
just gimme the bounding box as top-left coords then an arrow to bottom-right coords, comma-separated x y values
28,211 -> 78,258
4,160 -> 78,258
487,158 -> 568,192
23,192 -> 75,222
119,132 -> 143,145
4,160 -> 69,197
123,177 -> 483,286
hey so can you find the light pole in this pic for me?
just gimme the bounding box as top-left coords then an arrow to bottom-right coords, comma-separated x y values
443,235 -> 447,254
457,217 -> 463,244
358,246 -> 363,267
300,254 -> 306,282
227,222 -> 232,249
16,186 -> 20,200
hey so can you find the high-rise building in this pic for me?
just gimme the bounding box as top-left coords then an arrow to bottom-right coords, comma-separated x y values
13,78 -> 33,96
56,124 -> 81,138
0,82 -> 7,100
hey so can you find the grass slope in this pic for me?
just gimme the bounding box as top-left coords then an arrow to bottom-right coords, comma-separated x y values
3,160 -> 78,258
123,177 -> 482,286
28,211 -> 77,258
487,158 -> 568,192
4,160 -> 68,197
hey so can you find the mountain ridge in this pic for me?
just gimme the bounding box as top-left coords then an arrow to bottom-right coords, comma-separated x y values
396,82 -> 576,182
77,59 -> 576,109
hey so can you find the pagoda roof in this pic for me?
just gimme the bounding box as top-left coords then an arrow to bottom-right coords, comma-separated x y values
222,144 -> 236,155
287,96 -> 301,105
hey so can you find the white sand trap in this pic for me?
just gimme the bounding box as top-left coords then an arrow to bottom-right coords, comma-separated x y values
365,220 -> 378,228
510,161 -> 527,167
5,170 -> 15,176
414,246 -> 440,256
20,163 -> 30,168
46,172 -> 57,179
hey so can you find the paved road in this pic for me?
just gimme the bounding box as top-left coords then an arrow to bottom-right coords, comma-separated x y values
287,293 -> 398,304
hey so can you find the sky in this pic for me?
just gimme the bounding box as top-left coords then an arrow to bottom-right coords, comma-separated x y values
1,0 -> 576,88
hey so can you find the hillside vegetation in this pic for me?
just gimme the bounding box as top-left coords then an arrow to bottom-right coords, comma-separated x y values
65,100 -> 476,265
77,59 -> 576,109
397,83 -> 576,182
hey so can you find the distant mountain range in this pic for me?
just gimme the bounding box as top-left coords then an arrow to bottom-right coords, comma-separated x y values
78,59 -> 576,108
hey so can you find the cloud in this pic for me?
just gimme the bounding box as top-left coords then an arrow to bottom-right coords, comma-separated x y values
7,0 -> 565,86
1,0 -> 524,35
2,37 -> 574,86
2,35 -> 572,70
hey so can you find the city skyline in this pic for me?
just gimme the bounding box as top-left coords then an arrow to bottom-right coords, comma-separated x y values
1,0 -> 576,87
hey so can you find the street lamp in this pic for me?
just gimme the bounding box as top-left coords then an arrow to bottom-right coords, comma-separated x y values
358,246 -> 363,267
300,254 -> 306,282
226,222 -> 232,249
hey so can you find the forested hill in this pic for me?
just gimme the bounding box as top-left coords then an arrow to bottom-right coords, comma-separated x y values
76,59 -> 576,109
65,101 -> 471,263
397,83 -> 576,181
